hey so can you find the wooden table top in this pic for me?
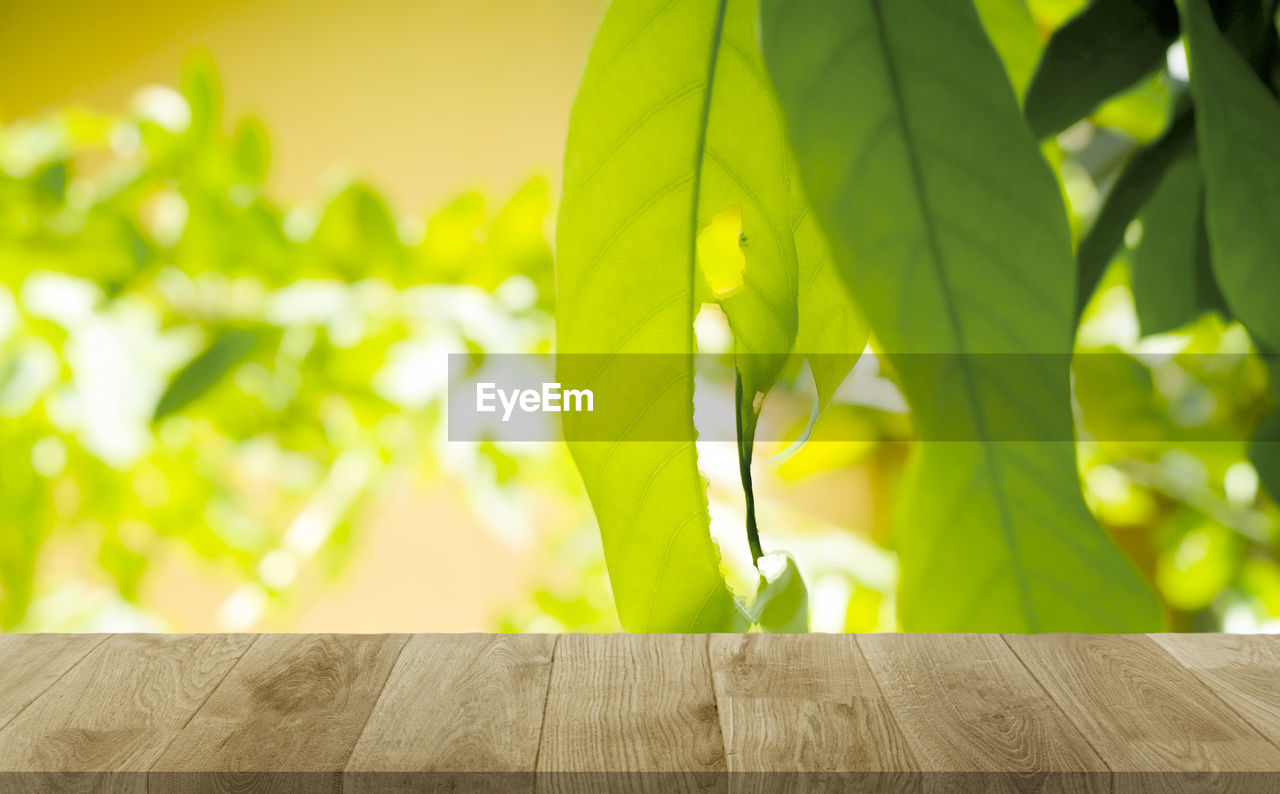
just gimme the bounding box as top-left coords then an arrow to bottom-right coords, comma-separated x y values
0,633 -> 1277,792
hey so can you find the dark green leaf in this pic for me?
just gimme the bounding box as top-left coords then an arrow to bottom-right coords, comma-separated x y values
1181,0 -> 1280,502
153,330 -> 261,422
1215,0 -> 1280,71
1076,104 -> 1195,318
33,161 -> 69,202
1024,0 -> 1180,138
1180,0 -> 1280,349
1249,385 -> 1280,503
1130,154 -> 1226,334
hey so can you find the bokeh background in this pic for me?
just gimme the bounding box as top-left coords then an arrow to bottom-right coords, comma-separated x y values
2,0 -> 1279,633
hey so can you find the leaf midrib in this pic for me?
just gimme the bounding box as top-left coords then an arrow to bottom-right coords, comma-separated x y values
636,0 -> 731,633
867,0 -> 1036,631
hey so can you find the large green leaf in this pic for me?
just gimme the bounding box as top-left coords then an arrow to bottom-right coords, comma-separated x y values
761,0 -> 1163,631
1024,0 -> 1180,138
1180,0 -> 1280,350
558,0 -> 817,631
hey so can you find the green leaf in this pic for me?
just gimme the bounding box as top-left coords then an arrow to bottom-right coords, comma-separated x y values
793,193 -> 869,411
1024,0 -> 1180,138
1251,434 -> 1280,506
1216,0 -> 1280,69
747,553 -> 809,632
1179,0 -> 1280,350
1249,358 -> 1280,504
1075,104 -> 1195,317
0,421 -> 52,628
231,117 -> 271,184
557,0 -> 865,631
699,0 -> 800,399
558,0 -> 808,631
1130,154 -> 1226,335
153,329 -> 261,423
181,52 -> 222,143
1182,0 -> 1280,503
762,0 -> 1163,631
1091,74 -> 1173,141
310,182 -> 408,283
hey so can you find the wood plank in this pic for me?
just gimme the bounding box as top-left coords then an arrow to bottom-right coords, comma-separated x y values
0,631 -> 1277,789
0,633 -> 252,794
149,633 -> 409,793
858,633 -> 1109,793
0,634 -> 106,731
709,633 -> 918,792
344,633 -> 557,793
1151,633 -> 1280,753
1007,633 -> 1280,791
536,633 -> 726,793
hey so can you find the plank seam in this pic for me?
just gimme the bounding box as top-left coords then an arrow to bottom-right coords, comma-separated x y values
330,634 -> 414,781
144,634 -> 262,775
1144,633 -> 1280,757
704,633 -> 730,772
849,635 -> 923,770
343,633 -> 417,771
530,633 -> 560,791
0,634 -> 110,736
999,635 -> 1116,772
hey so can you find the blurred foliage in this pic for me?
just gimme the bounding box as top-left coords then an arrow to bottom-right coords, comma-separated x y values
0,54 -> 575,630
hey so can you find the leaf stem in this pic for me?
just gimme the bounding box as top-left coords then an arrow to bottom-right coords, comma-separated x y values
735,368 -> 765,565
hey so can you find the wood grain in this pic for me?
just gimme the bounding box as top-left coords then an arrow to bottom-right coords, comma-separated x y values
1,632 -> 1278,791
858,633 -> 1109,793
709,633 -> 918,792
0,634 -> 252,794
344,633 -> 557,793
537,633 -> 726,793
1007,633 -> 1280,791
0,634 -> 105,732
149,633 -> 408,793
1151,633 -> 1280,754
